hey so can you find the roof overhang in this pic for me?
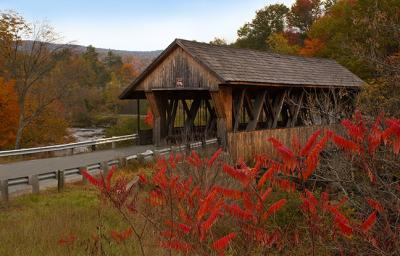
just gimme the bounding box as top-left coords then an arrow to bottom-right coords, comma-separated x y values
223,81 -> 363,89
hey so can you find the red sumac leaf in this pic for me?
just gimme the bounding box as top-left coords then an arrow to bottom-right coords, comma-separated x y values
361,211 -> 377,233
262,199 -> 287,220
212,232 -> 236,251
366,198 -> 384,213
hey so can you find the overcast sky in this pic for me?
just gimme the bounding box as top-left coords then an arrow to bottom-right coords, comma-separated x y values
0,0 -> 295,51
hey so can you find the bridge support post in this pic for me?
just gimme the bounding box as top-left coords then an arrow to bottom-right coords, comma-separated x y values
57,170 -> 65,192
79,167 -> 88,185
211,87 -> 232,149
29,175 -> 40,194
0,179 -> 9,202
101,162 -> 109,177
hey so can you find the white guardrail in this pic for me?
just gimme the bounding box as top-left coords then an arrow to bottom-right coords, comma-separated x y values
0,134 -> 139,157
0,138 -> 219,201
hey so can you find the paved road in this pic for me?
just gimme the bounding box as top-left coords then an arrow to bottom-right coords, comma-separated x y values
0,145 -> 154,180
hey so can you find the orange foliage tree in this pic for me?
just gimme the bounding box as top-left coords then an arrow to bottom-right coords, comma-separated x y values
299,38 -> 325,57
0,78 -> 19,149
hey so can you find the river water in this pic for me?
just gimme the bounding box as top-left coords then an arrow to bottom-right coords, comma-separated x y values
68,128 -> 105,142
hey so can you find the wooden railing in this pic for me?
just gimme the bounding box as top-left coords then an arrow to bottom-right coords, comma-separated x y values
227,125 -> 336,161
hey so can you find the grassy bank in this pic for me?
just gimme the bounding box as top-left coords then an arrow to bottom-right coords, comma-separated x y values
0,166 -> 157,256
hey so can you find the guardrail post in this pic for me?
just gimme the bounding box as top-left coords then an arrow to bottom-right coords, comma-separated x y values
67,148 -> 73,156
186,143 -> 191,155
79,167 -> 88,185
1,179 -> 9,202
119,157 -> 127,168
29,175 -> 40,194
91,145 -> 96,152
100,161 -> 109,177
111,142 -> 116,149
137,154 -> 145,164
57,170 -> 65,192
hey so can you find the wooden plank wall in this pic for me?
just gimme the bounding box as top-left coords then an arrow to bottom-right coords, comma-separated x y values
138,47 -> 221,91
228,125 -> 338,162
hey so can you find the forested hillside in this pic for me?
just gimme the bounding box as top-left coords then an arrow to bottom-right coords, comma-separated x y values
0,12 -> 156,149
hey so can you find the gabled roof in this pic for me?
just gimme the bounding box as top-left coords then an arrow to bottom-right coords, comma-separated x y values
120,39 -> 363,99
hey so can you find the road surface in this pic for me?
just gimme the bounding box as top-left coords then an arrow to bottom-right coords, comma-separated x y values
0,145 -> 154,180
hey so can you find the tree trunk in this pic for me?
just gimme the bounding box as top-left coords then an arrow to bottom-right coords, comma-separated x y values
14,102 -> 25,149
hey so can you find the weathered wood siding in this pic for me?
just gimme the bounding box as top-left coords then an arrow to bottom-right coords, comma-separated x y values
138,47 -> 221,91
228,125 -> 336,161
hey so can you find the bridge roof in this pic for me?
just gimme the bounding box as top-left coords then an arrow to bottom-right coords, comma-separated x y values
120,39 -> 363,99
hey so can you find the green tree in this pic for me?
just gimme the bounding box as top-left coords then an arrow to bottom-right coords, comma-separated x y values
235,4 -> 289,50
104,50 -> 123,71
209,37 -> 228,46
304,1 -> 370,77
83,45 -> 110,88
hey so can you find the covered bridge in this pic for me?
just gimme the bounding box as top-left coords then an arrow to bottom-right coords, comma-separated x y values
120,39 -> 363,156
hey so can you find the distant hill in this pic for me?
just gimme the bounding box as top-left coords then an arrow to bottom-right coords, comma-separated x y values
67,43 -> 162,60
22,40 -> 162,67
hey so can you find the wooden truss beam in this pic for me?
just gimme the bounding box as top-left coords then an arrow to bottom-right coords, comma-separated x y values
246,90 -> 267,131
184,99 -> 201,133
271,91 -> 286,129
233,89 -> 246,132
205,99 -> 217,136
286,90 -> 304,127
167,99 -> 178,136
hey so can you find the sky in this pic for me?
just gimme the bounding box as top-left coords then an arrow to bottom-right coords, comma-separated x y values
0,0 -> 295,51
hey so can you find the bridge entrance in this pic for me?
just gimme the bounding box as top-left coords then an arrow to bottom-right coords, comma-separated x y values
145,89 -> 217,146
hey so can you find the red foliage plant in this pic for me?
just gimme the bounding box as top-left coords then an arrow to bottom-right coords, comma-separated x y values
77,112 -> 399,255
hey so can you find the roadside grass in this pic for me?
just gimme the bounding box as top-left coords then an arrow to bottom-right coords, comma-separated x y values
0,164 -> 157,256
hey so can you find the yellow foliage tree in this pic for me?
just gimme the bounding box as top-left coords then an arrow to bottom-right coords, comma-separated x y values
267,33 -> 300,55
21,100 -> 72,147
0,78 -> 19,149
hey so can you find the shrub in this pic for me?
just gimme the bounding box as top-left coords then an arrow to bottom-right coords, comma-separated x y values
73,112 -> 400,255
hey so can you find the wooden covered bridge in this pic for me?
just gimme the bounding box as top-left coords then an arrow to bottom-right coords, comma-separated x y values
120,39 -> 363,159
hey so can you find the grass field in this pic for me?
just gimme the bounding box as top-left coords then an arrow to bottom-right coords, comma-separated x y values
0,167 -> 158,256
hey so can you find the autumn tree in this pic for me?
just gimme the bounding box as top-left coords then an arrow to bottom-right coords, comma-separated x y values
287,0 -> 323,34
301,0 -> 400,116
267,33 -> 300,55
0,11 -> 73,149
298,38 -> 325,57
21,100 -> 71,147
235,4 -> 289,50
0,78 -> 19,149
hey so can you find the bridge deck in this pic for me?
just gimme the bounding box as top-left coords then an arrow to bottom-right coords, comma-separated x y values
0,145 -> 154,180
